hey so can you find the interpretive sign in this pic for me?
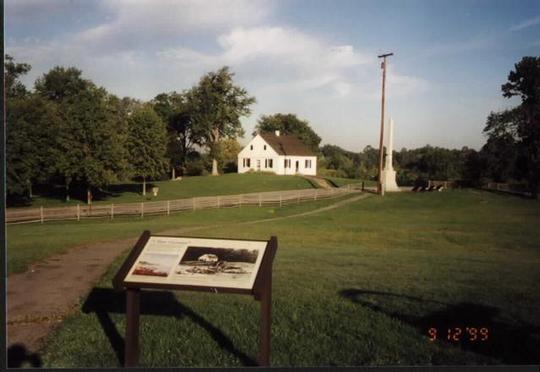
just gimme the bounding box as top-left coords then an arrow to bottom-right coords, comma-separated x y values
122,235 -> 267,290
113,231 -> 277,367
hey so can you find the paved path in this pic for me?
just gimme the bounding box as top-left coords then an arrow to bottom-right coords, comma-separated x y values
7,192 -> 370,359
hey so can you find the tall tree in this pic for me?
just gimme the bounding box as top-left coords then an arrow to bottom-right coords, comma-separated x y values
127,106 -> 169,196
4,56 -> 62,199
4,54 -> 31,99
254,113 -> 321,152
6,95 -> 62,198
187,66 -> 255,175
484,56 -> 540,198
152,92 -> 203,177
35,66 -> 127,203
481,111 -> 522,182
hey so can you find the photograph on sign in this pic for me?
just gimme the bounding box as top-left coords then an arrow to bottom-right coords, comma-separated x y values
171,244 -> 264,289
124,236 -> 267,290
175,245 -> 258,280
132,253 -> 178,277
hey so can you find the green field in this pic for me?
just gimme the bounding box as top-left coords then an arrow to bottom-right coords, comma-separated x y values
13,190 -> 540,366
12,173 -> 317,208
6,195 -> 353,275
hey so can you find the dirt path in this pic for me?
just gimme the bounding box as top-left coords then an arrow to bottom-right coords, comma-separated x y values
7,193 -> 369,360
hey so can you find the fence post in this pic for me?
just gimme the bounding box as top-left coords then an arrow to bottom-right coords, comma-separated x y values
193,198 -> 196,211
297,191 -> 300,204
141,202 -> 144,218
77,204 -> 80,221
217,196 -> 220,209
279,193 -> 282,207
239,196 -> 242,208
40,206 -> 44,224
428,180 -> 431,188
314,189 -> 317,201
111,204 -> 114,220
259,193 -> 262,207
167,200 -> 170,215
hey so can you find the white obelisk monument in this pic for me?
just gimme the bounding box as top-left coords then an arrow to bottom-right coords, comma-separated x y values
381,118 -> 400,192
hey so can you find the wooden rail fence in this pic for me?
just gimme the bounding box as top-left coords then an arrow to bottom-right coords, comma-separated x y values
6,185 -> 361,224
484,182 -> 531,197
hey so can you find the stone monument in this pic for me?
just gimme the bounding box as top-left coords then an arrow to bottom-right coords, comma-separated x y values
381,118 -> 400,192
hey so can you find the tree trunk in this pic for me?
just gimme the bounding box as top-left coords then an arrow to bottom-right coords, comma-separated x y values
212,158 -> 219,176
28,181 -> 33,198
171,167 -> 176,180
211,127 -> 220,176
65,183 -> 70,202
142,177 -> 146,196
87,188 -> 92,205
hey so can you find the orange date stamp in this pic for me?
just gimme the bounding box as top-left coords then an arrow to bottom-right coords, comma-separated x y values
427,327 -> 489,342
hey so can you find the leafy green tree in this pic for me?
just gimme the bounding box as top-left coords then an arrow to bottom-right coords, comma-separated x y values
320,144 -> 354,177
127,106 -> 169,196
35,66 -> 90,101
494,56 -> 540,197
36,66 -> 128,203
359,145 -> 379,180
481,111 -> 522,182
187,66 -> 255,175
254,113 -> 321,152
217,138 -> 242,173
4,54 -> 31,98
4,56 -> 62,199
6,95 -> 62,198
152,92 -> 203,177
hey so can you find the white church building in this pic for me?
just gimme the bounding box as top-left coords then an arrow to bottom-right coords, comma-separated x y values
237,131 -> 317,176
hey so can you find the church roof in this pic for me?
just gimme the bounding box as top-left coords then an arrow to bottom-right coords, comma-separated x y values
259,132 -> 315,156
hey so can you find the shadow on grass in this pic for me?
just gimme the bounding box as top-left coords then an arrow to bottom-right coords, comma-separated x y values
7,343 -> 42,368
82,287 -> 257,367
7,183 -> 158,207
480,187 -> 532,200
339,289 -> 540,364
102,183 -> 156,200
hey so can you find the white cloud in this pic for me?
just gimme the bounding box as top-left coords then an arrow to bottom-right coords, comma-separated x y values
218,26 -> 321,63
76,0 -> 272,51
214,27 -> 373,97
509,15 -> 540,31
6,1 -> 433,149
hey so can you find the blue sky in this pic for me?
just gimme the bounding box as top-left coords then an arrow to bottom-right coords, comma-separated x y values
5,0 -> 540,151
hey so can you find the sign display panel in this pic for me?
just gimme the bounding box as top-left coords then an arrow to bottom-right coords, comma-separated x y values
123,236 -> 267,290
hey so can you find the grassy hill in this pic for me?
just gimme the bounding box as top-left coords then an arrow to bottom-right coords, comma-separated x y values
322,176 -> 376,188
11,173 -> 318,208
10,190 -> 539,366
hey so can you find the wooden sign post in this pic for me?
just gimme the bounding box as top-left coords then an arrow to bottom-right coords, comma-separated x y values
113,231 -> 277,367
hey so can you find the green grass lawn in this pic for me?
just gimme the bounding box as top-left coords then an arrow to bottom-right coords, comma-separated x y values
6,194 -> 353,275
15,190 -> 540,366
12,173 -> 317,208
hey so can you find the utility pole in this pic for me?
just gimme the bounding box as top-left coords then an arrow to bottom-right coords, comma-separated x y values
377,52 -> 393,196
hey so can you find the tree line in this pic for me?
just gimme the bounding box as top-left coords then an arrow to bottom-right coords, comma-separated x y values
5,55 -> 539,204
319,56 -> 540,198
5,56 -> 257,204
